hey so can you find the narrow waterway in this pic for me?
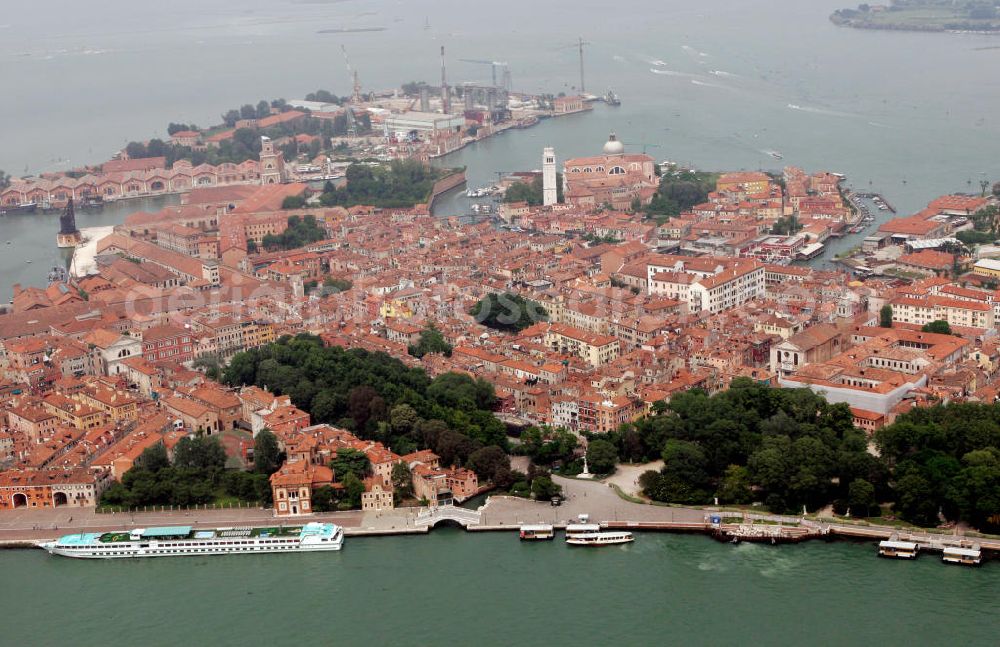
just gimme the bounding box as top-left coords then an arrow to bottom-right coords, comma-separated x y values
0,195 -> 179,302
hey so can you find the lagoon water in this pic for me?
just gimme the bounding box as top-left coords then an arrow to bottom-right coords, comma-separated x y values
1,2 -> 998,639
2,530 -> 998,646
2,0 -> 1000,295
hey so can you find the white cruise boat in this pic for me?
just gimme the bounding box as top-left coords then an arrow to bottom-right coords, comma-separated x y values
566,531 -> 634,546
38,522 -> 344,559
565,523 -> 602,538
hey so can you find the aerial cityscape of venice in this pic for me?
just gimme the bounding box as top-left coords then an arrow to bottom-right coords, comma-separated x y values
1,0 -> 999,645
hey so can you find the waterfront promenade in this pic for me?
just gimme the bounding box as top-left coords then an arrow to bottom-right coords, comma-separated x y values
3,475 -> 997,555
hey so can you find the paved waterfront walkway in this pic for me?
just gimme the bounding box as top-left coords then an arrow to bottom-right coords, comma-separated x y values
0,476 -> 708,544
9,475 -> 986,551
0,506 -> 364,543
601,461 -> 663,499
477,475 -> 705,528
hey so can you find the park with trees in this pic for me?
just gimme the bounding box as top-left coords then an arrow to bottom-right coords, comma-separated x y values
469,293 -> 548,332
645,169 -> 718,220
316,160 -> 445,209
100,431 -> 282,509
260,214 -> 326,251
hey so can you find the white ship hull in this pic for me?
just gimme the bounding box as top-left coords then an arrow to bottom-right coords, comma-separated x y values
39,523 -> 343,559
566,531 -> 634,546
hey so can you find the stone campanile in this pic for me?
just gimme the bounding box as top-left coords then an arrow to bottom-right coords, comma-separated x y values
542,146 -> 557,207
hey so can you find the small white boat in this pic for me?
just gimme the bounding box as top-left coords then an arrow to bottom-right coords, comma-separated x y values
566,531 -> 634,546
519,524 -> 555,541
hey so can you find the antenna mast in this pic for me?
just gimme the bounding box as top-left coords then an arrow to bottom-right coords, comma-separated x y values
578,36 -> 585,94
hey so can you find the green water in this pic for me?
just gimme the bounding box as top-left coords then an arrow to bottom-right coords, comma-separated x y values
3,531 -> 997,646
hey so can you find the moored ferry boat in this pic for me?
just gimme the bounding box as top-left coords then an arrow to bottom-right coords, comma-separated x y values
566,531 -> 634,546
565,523 -> 602,539
38,522 -> 344,559
519,524 -> 555,540
942,546 -> 982,566
878,540 -> 918,559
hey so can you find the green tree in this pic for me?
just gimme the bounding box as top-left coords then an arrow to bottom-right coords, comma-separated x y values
408,323 -> 453,358
222,109 -> 241,127
135,444 -> 170,472
502,173 -> 563,205
645,170 -> 718,218
318,160 -> 443,209
470,293 -> 548,332
253,430 -> 282,475
330,448 -> 371,480
848,478 -> 876,517
173,436 -> 227,471
467,445 -> 509,482
530,475 -> 562,500
341,472 -> 366,509
717,464 -> 753,504
282,195 -> 306,209
586,439 -> 619,474
921,320 -> 952,335
771,215 -> 801,235
391,461 -> 413,498
322,276 -> 353,293
880,305 -> 893,328
311,485 -> 338,512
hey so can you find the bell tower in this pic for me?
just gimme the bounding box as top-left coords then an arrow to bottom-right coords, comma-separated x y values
543,147 -> 557,207
259,136 -> 286,185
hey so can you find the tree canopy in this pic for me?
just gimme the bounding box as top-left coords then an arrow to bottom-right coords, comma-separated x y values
318,160 -> 444,209
875,402 -> 1000,529
261,214 -> 326,251
502,174 -> 563,205
101,436 -> 271,509
222,334 -> 508,462
921,320 -> 952,335
330,448 -> 371,480
470,293 -> 548,332
645,170 -> 718,218
408,324 -> 453,358
605,379 -> 878,514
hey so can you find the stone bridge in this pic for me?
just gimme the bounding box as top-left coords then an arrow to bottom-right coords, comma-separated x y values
414,505 -> 482,528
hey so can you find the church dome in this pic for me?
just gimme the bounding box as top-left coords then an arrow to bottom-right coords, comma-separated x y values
602,132 -> 625,155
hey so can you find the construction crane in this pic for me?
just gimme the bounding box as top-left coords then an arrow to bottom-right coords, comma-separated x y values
555,38 -> 590,93
458,59 -> 511,91
576,37 -> 589,94
340,45 -> 362,138
341,45 -> 362,104
624,142 -> 661,155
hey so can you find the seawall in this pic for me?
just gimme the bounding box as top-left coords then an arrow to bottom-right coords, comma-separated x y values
427,170 -> 467,215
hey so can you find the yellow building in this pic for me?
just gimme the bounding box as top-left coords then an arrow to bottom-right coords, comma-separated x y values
973,259 -> 1000,279
716,172 -> 771,195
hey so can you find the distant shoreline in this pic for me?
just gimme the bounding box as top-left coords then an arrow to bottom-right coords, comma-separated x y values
829,10 -> 1000,35
316,27 -> 386,34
